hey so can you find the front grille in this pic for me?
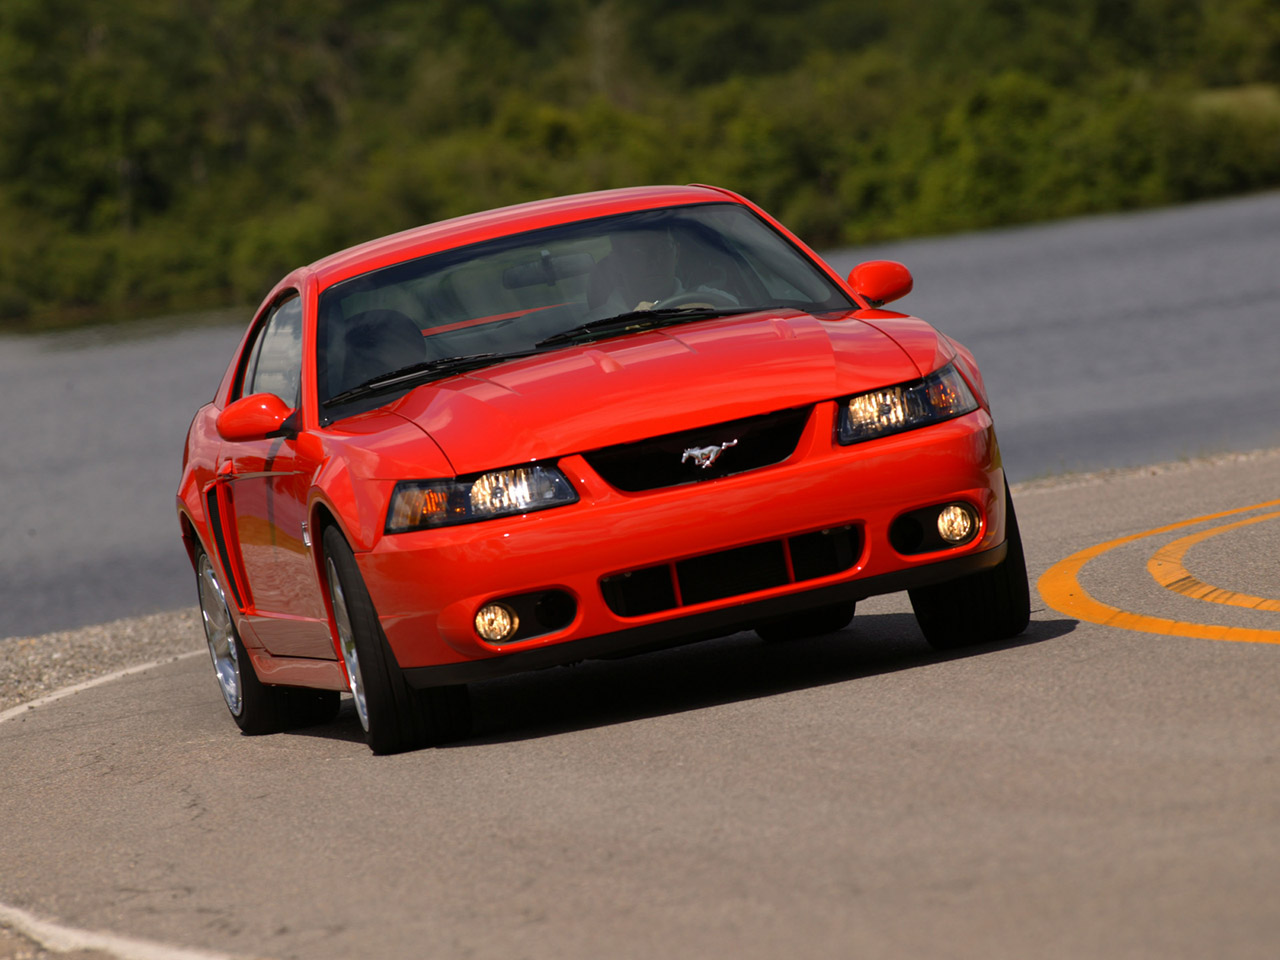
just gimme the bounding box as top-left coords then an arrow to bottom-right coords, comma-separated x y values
583,406 -> 811,492
601,525 -> 861,618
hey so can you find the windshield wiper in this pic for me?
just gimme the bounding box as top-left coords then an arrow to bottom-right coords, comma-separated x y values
325,350 -> 539,406
534,306 -> 756,348
326,306 -> 760,406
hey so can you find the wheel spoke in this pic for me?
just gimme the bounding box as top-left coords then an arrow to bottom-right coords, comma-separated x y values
328,557 -> 369,732
197,553 -> 242,715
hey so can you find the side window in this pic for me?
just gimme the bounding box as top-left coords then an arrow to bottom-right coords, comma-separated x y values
240,295 -> 303,406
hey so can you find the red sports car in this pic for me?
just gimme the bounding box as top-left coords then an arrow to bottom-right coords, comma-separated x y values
178,184 -> 1029,753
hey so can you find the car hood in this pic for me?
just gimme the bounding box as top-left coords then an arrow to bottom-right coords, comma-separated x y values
384,310 -> 928,475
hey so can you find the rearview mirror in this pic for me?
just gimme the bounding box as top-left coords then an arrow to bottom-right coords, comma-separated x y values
216,393 -> 294,442
502,251 -> 595,289
849,260 -> 913,307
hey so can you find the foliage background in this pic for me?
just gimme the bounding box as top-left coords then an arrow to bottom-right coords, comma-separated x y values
1,0 -> 1278,328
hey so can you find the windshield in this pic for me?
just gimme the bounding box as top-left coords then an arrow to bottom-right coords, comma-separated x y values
317,202 -> 853,413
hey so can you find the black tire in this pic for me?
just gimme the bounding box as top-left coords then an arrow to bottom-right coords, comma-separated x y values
196,546 -> 340,735
755,602 -> 856,642
322,526 -> 471,754
907,485 -> 1031,650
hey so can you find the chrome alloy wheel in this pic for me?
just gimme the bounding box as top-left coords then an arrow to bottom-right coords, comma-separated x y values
197,552 -> 242,716
327,556 -> 369,732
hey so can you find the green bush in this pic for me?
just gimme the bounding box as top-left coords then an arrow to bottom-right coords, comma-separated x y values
2,0 -> 1279,328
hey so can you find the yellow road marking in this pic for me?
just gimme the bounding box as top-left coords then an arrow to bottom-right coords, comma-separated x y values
1147,510 -> 1280,612
1037,499 -> 1280,644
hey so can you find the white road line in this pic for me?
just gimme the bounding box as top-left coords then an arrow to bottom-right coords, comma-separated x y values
0,651 -> 204,725
0,651 -> 257,960
0,901 -> 251,960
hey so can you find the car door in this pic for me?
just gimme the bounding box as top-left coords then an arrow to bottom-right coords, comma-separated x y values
219,294 -> 334,659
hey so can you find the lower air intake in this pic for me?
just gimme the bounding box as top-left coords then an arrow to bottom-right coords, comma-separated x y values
601,525 -> 861,618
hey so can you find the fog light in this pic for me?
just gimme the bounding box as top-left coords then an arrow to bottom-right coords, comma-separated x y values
475,603 -> 519,642
937,504 -> 975,543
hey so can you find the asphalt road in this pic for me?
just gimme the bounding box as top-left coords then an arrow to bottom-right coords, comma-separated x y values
3,191 -> 1279,639
2,451 -> 1278,960
0,317 -> 246,640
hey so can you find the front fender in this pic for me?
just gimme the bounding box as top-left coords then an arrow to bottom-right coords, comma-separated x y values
308,427 -> 454,554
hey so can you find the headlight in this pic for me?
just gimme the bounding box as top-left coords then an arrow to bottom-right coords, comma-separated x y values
837,364 -> 978,445
385,464 -> 578,533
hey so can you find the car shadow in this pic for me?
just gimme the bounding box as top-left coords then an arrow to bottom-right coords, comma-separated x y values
285,612 -> 1077,748
455,611 -> 1078,746
291,707 -> 368,744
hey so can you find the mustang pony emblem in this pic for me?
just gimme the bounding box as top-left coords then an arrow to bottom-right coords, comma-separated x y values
681,439 -> 739,469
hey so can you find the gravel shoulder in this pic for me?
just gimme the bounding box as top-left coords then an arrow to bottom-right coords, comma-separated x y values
0,609 -> 202,715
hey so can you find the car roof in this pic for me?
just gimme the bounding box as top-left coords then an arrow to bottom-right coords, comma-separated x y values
305,184 -> 743,290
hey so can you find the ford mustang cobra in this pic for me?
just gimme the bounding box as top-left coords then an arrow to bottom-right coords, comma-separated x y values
177,184 -> 1029,753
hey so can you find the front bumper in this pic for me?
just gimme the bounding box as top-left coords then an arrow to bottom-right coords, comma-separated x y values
355,402 -> 1006,684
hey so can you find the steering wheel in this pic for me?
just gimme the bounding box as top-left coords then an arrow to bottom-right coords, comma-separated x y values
651,290 -> 740,310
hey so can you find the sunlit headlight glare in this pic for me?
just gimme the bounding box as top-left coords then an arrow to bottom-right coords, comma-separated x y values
837,364 -> 978,445
471,468 -> 546,515
386,465 -> 577,533
937,504 -> 975,543
475,603 -> 519,642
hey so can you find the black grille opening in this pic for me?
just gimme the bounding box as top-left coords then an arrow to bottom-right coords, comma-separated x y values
889,514 -> 926,554
600,524 -> 863,618
889,504 -> 978,555
790,526 -> 860,580
677,541 -> 787,606
601,565 -> 678,618
583,406 -> 811,492
534,592 -> 576,631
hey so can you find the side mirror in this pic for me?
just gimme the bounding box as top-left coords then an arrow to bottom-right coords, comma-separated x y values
216,392 -> 294,442
849,260 -> 913,307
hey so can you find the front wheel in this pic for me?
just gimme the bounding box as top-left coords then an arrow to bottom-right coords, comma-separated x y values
908,486 -> 1031,650
323,526 -> 471,754
196,547 -> 338,734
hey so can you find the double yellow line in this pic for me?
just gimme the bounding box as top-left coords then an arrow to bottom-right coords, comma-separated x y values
1037,499 -> 1280,644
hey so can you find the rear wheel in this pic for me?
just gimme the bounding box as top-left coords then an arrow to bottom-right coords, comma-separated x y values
908,486 -> 1030,650
323,526 -> 471,754
755,601 -> 856,642
196,547 -> 338,733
